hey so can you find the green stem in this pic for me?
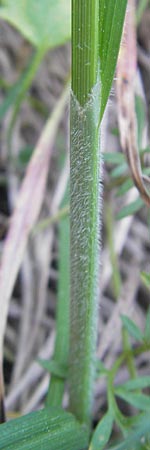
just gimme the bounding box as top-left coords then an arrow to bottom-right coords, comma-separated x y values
69,0 -> 101,426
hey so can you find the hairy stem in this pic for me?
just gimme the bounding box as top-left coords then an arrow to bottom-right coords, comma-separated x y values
69,0 -> 101,426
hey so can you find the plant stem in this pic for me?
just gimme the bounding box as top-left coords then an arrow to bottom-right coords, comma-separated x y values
69,0 -> 101,426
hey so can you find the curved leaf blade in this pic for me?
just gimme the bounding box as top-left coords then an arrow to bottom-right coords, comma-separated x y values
0,407 -> 89,450
90,411 -> 113,450
116,376 -> 150,392
121,315 -> 144,342
99,0 -> 127,120
115,389 -> 150,412
108,412 -> 150,450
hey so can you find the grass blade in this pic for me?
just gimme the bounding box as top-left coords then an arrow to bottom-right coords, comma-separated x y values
0,407 -> 88,450
99,0 -> 127,120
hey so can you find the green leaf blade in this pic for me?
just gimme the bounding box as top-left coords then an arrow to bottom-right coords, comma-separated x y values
108,412 -> 150,450
99,0 -> 127,120
141,272 -> 150,290
144,307 -> 150,344
121,315 -> 144,342
116,376 -> 150,392
115,389 -> 150,412
37,358 -> 67,379
0,407 -> 89,450
103,152 -> 125,165
90,411 -> 113,450
117,197 -> 144,220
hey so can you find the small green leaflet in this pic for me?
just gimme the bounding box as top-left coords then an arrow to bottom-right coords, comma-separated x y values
141,272 -> 150,290
103,152 -> 125,165
121,315 -> 144,342
115,389 -> 150,412
108,412 -> 150,450
144,307 -> 150,343
116,197 -> 144,220
37,358 -> 67,379
90,410 -> 113,450
116,375 -> 150,392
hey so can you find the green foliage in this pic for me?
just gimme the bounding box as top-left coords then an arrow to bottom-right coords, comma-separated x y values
70,0 -> 127,426
117,375 -> 150,391
90,411 -> 113,450
115,389 -> 150,412
0,68 -> 30,120
0,407 -> 88,450
0,0 -> 71,155
108,413 -> 150,449
141,272 -> 150,290
117,198 -> 144,220
37,358 -> 67,379
90,311 -> 150,449
0,0 -> 71,51
136,0 -> 150,25
144,307 -> 150,343
99,0 -> 127,120
120,315 -> 144,343
1,0 -> 143,448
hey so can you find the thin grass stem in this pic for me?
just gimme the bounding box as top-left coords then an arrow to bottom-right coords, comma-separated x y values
69,0 -> 101,426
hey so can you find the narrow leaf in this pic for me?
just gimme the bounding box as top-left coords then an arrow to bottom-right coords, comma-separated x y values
0,407 -> 89,450
116,179 -> 133,197
117,197 -> 144,220
135,95 -> 146,150
37,358 -> 67,379
121,315 -> 144,342
144,306 -> 150,343
110,163 -> 128,179
99,0 -> 127,120
103,152 -> 125,165
0,62 -> 33,120
96,360 -> 108,377
90,411 -> 113,450
141,272 -> 150,290
115,389 -> 150,411
108,412 -> 150,449
116,376 -> 150,391
0,0 -> 71,50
